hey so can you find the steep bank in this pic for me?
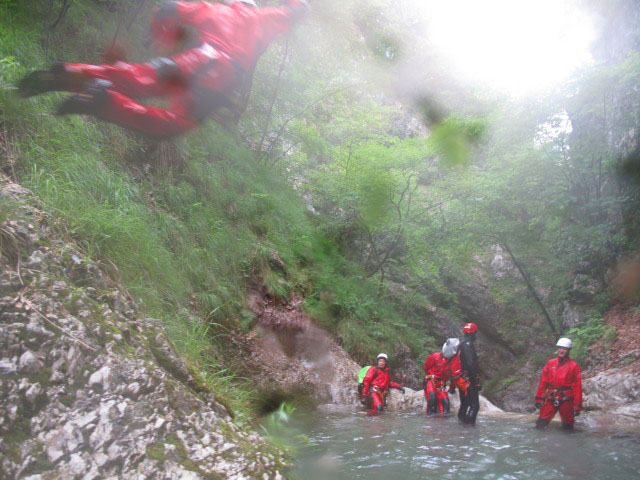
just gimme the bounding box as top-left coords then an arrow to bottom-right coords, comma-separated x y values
0,178 -> 286,479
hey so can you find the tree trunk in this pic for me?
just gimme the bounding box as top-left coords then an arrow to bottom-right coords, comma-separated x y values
258,41 -> 289,160
49,0 -> 74,31
500,240 -> 558,334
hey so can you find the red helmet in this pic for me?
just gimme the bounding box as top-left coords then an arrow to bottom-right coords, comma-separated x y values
463,323 -> 478,333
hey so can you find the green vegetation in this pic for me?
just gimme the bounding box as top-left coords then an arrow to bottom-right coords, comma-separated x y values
0,0 -> 434,420
2,0 -> 640,420
566,316 -> 617,364
259,402 -> 315,456
145,442 -> 167,462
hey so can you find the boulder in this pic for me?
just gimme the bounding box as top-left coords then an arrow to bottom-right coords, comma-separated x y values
386,387 -> 503,415
583,368 -> 640,420
18,350 -> 44,374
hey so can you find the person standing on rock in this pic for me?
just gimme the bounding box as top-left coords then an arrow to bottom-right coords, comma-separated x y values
423,338 -> 466,415
361,353 -> 405,416
458,323 -> 481,426
534,337 -> 583,430
17,0 -> 309,138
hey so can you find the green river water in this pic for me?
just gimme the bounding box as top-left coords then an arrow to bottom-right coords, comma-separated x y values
289,408 -> 640,480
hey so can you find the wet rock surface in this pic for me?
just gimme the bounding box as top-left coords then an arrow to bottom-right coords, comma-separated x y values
583,368 -> 640,423
245,291 -> 361,405
380,386 -> 503,414
0,180 -> 286,479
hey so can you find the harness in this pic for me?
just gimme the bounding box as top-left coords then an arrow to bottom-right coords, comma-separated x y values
544,386 -> 573,408
423,374 -> 447,391
370,385 -> 388,405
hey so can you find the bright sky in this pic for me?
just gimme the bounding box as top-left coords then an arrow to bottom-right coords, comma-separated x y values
421,0 -> 597,96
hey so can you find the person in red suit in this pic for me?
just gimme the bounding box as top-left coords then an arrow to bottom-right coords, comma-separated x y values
361,353 -> 405,416
535,337 -> 583,430
423,338 -> 466,415
17,0 -> 308,138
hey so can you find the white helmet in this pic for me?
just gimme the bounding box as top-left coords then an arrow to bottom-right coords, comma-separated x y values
442,338 -> 461,359
376,353 -> 388,361
556,337 -> 573,349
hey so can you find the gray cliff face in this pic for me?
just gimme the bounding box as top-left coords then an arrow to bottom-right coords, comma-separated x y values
0,181 -> 286,480
591,0 -> 640,65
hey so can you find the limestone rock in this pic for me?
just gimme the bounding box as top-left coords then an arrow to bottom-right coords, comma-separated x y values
562,301 -> 582,329
19,350 -> 44,374
88,366 -> 112,391
0,358 -> 17,375
570,274 -> 603,304
490,245 -> 514,279
386,386 -> 503,415
583,368 -> 640,419
247,309 -> 361,405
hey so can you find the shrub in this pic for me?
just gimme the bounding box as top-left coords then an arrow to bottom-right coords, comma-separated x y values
566,316 -> 617,364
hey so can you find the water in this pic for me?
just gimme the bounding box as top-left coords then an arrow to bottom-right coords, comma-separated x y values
289,408 -> 640,480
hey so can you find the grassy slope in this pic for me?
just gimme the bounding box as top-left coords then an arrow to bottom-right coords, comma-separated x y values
0,1 -> 431,419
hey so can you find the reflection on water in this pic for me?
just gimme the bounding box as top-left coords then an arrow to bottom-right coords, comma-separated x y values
290,410 -> 640,480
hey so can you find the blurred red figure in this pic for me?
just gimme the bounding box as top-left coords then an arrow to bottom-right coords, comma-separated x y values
17,0 -> 308,137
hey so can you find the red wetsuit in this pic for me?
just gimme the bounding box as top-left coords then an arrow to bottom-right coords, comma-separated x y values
535,356 -> 582,428
361,366 -> 401,415
60,0 -> 307,136
423,352 -> 462,415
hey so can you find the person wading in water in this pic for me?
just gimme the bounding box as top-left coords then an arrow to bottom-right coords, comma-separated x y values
361,353 -> 405,416
535,337 -> 582,430
423,338 -> 467,416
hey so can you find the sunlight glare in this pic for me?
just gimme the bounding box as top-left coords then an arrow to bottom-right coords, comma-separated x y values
421,0 -> 596,95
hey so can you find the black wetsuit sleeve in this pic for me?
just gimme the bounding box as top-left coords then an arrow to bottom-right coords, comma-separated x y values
460,341 -> 479,379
